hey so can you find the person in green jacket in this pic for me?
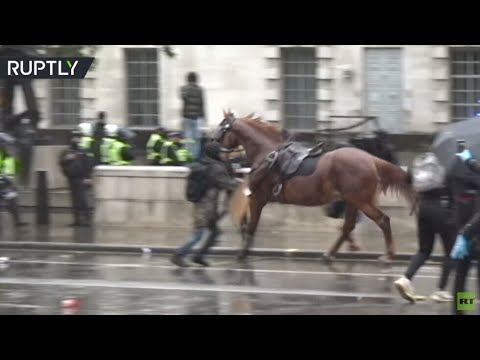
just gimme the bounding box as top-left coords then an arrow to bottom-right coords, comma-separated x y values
0,140 -> 27,227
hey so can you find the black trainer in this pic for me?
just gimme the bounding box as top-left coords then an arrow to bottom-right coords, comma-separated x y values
171,255 -> 190,268
192,256 -> 210,267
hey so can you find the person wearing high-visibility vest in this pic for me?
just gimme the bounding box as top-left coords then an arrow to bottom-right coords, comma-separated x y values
160,132 -> 193,166
100,124 -> 119,165
146,127 -> 168,165
177,133 -> 194,165
0,141 -> 27,227
77,122 -> 95,158
109,127 -> 135,166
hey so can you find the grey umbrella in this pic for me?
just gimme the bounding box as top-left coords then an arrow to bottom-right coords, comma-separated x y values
432,117 -> 480,172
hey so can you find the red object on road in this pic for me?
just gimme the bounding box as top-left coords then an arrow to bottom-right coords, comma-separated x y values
61,298 -> 81,314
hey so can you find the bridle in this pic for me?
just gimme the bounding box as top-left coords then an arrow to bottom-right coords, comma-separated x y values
213,114 -> 237,144
213,114 -> 281,196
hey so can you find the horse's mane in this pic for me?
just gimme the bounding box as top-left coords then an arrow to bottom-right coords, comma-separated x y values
240,113 -> 283,142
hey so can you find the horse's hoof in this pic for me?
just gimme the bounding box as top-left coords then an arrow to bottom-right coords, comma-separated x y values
324,252 -> 336,262
378,254 -> 394,264
236,251 -> 249,262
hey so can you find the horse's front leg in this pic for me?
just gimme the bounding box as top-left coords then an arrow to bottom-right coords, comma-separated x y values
238,199 -> 265,262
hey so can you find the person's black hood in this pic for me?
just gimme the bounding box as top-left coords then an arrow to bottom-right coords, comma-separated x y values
204,142 -> 223,161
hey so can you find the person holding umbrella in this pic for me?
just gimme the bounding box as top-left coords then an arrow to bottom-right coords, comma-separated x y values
450,141 -> 480,315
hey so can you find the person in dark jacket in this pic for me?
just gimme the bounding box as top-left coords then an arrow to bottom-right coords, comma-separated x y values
450,146 -> 480,315
180,72 -> 205,161
373,130 -> 399,165
394,185 -> 456,303
59,131 -> 95,227
171,142 -> 240,267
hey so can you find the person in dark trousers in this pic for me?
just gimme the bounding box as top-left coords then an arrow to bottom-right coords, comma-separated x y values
180,72 -> 205,161
59,131 -> 95,227
394,184 -> 456,303
450,145 -> 480,315
171,142 -> 240,267
92,111 -> 107,166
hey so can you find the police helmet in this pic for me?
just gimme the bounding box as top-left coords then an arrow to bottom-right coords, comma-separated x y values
105,124 -> 119,138
118,127 -> 136,142
168,131 -> 183,139
78,122 -> 93,137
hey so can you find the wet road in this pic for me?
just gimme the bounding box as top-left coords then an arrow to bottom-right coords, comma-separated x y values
0,251 -> 476,315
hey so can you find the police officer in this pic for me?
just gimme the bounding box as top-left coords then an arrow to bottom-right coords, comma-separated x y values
175,132 -> 194,165
109,128 -> 135,166
159,132 -> 193,166
59,131 -> 95,227
100,124 -> 119,165
0,139 -> 27,227
450,142 -> 480,315
146,127 -> 168,165
77,122 -> 95,158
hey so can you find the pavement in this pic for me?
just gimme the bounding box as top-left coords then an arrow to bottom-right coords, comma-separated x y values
0,209 -> 476,315
0,251 -> 476,315
0,208 -> 426,258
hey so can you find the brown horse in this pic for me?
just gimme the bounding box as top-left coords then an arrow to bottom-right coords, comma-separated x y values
214,111 -> 416,261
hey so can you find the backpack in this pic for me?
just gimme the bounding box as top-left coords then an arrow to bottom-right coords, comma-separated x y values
411,152 -> 446,192
185,162 -> 211,203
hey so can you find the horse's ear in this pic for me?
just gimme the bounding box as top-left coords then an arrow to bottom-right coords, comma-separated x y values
223,109 -> 228,117
246,113 -> 255,119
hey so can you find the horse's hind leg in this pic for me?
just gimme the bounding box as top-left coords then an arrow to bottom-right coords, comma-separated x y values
356,203 -> 394,261
326,203 -> 359,258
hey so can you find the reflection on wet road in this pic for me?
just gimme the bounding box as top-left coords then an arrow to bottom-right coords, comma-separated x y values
0,251 -> 475,315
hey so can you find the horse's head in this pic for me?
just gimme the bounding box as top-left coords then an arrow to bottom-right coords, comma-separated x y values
214,110 -> 284,149
213,110 -> 242,150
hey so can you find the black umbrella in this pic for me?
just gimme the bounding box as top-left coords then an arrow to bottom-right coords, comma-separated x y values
432,117 -> 480,172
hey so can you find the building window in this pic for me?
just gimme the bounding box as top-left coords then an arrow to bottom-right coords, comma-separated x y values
125,48 -> 160,127
50,79 -> 82,126
281,47 -> 317,130
450,47 -> 480,122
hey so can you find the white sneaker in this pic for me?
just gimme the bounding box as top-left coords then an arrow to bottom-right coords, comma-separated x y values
430,290 -> 454,303
394,276 -> 416,303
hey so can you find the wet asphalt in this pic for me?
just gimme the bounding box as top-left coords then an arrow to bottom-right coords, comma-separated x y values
0,251 -> 477,315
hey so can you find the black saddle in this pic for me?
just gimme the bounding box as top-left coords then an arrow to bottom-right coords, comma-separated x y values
277,141 -> 324,179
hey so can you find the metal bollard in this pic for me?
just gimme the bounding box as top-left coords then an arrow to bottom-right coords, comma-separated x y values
36,170 -> 49,225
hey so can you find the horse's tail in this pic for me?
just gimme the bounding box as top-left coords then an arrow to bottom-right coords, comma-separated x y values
229,182 -> 251,228
373,157 -> 417,215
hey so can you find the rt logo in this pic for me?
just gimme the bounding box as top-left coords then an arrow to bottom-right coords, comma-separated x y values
457,292 -> 476,311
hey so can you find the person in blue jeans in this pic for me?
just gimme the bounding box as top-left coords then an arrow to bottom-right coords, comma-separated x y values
171,142 -> 240,267
450,146 -> 480,315
180,72 -> 205,161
